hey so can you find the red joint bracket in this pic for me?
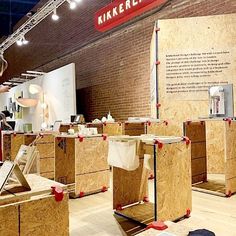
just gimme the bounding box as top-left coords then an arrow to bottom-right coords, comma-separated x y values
147,121 -> 151,126
146,221 -> 168,231
118,122 -> 122,126
156,60 -> 161,65
186,208 -> 191,218
56,137 -> 62,141
103,122 -> 107,126
200,121 -> 205,125
13,132 -> 16,137
143,196 -> 149,202
101,186 -> 108,192
186,120 -> 192,125
79,192 -> 85,198
182,136 -> 191,146
148,174 -> 155,180
226,191 -> 232,198
156,103 -> 161,108
125,122 -> 129,126
224,118 -> 232,126
102,134 -> 107,141
51,186 -> 64,202
39,133 -> 44,138
78,135 -> 84,142
116,204 -> 123,211
155,27 -> 160,32
154,140 -> 163,149
164,120 -> 168,126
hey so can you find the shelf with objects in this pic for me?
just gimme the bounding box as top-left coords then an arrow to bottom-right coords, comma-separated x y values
184,119 -> 236,197
54,133 -> 110,198
108,135 -> 192,226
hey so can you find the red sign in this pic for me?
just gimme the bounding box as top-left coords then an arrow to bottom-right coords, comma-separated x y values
95,0 -> 167,32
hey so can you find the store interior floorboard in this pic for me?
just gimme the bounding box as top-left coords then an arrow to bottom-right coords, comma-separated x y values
69,179 -> 236,236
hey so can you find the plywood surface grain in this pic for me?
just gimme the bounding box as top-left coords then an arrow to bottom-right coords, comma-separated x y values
11,134 -> 25,160
74,170 -> 110,196
147,121 -> 181,136
0,204 -> 19,236
19,194 -> 69,236
156,142 -> 192,221
113,159 -> 149,209
55,137 -> 75,184
75,137 -> 109,174
36,143 -> 54,158
103,123 -> 124,136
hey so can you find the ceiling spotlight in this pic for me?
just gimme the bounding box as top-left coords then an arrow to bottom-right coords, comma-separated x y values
16,39 -> 23,46
52,9 -> 59,21
67,0 -> 76,10
22,36 -> 29,45
74,0 -> 82,3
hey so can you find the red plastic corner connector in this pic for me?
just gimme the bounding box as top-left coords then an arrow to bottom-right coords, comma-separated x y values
164,120 -> 168,126
155,27 -> 160,32
13,132 -> 16,137
146,221 -> 168,231
143,196 -> 149,203
226,190 -> 232,198
154,140 -> 163,149
39,133 -> 44,138
185,208 -> 191,218
79,192 -> 85,198
200,121 -> 205,125
101,186 -> 108,192
103,122 -> 107,126
147,121 -> 151,126
148,174 -> 155,180
186,120 -> 192,126
182,136 -> 191,146
116,204 -> 123,211
51,186 -> 64,202
224,118 -> 232,126
156,60 -> 161,65
102,134 -> 107,141
78,135 -> 84,142
118,122 -> 122,126
156,103 -> 161,108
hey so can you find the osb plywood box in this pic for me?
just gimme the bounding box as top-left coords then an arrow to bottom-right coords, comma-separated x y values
55,135 -> 109,197
2,132 -> 25,161
86,123 -> 103,134
113,136 -> 192,223
103,122 -> 147,136
35,133 -> 55,180
189,120 -> 236,196
59,123 -> 80,133
0,174 -> 69,236
184,121 -> 207,184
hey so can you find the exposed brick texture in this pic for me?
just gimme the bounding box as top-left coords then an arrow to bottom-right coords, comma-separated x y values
2,0 -> 236,121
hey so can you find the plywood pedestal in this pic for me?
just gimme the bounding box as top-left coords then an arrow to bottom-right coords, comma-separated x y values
0,174 -> 69,236
112,137 -> 192,224
55,135 -> 109,198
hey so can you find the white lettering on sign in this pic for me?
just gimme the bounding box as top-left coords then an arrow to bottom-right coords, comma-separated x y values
97,0 -> 145,25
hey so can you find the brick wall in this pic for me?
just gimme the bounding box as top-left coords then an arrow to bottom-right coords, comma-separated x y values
40,0 -> 236,122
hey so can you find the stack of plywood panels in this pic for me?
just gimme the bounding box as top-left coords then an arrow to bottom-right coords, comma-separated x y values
103,122 -> 146,136
0,174 -> 69,236
184,121 -> 207,184
35,133 -> 55,180
55,134 -> 109,197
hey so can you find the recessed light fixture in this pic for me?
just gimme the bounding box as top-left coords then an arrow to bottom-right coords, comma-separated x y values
67,0 -> 76,10
52,8 -> 59,21
16,36 -> 29,46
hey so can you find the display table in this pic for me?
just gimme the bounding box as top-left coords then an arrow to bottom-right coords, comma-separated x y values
0,174 -> 69,236
54,134 -> 109,197
184,119 -> 236,196
110,135 -> 192,224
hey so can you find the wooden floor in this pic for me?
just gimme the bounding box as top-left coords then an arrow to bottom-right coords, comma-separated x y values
69,179 -> 236,236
